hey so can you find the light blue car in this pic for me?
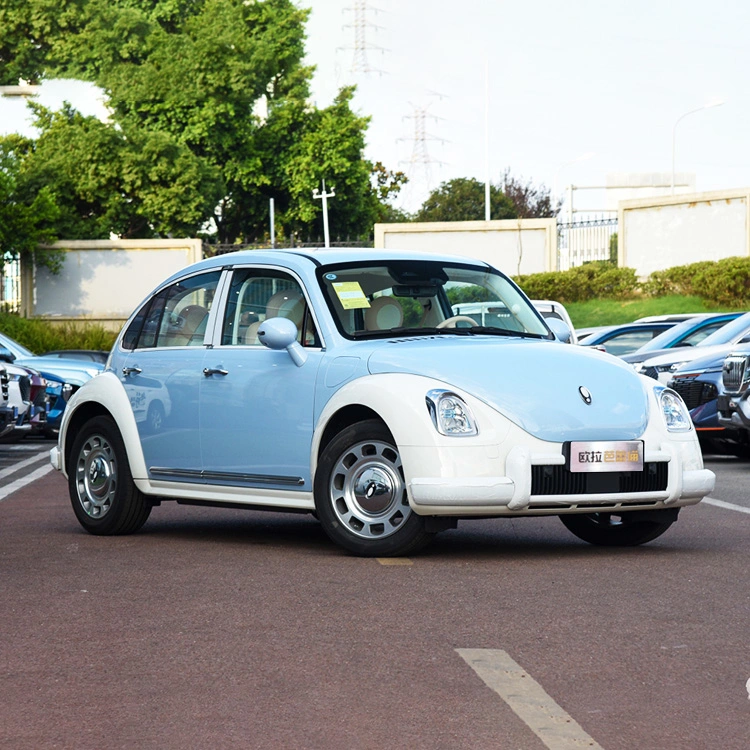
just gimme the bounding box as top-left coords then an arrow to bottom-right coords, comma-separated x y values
51,250 -> 714,556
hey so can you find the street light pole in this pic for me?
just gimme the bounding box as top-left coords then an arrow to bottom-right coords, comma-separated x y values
312,180 -> 335,248
671,99 -> 724,195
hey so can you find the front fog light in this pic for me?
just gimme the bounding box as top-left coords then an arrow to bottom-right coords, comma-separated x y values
659,388 -> 692,432
426,389 -> 478,436
62,383 -> 74,401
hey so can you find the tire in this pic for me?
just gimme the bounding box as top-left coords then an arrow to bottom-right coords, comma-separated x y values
559,512 -> 675,546
314,419 -> 434,557
68,415 -> 151,535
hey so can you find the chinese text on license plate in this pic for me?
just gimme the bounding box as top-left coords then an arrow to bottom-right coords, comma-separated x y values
568,441 -> 643,473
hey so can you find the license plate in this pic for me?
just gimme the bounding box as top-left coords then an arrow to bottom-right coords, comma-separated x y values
568,441 -> 643,473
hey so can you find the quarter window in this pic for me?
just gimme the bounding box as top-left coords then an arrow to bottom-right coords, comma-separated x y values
121,271 -> 221,350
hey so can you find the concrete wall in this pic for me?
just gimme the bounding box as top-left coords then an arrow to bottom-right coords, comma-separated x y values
618,189 -> 750,277
374,219 -> 558,275
22,239 -> 203,329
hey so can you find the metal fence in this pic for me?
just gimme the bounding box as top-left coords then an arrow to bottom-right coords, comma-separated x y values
204,237 -> 373,257
557,217 -> 618,271
1,253 -> 22,313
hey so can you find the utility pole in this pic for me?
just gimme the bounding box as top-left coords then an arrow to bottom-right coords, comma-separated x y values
269,198 -> 275,248
313,180 -> 335,248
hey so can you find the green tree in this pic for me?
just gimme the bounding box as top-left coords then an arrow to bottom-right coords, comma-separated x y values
415,177 -> 517,222
0,0 -> 399,244
0,135 -> 60,283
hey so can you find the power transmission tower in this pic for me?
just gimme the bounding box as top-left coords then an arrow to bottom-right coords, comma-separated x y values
398,103 -> 448,179
339,1 -> 387,74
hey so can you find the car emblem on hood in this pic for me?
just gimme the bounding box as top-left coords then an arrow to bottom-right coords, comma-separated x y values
579,386 -> 592,405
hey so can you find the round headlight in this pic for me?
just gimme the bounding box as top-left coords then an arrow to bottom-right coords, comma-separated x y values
426,389 -> 478,436
658,388 -> 692,432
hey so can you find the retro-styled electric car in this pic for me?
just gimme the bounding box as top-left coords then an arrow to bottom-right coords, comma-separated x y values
51,249 -> 715,556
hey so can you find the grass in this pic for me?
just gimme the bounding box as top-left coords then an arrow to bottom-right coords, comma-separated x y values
0,312 -> 118,355
564,295 -> 742,329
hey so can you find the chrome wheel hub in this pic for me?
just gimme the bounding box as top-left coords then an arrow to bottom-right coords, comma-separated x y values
75,434 -> 117,519
329,439 -> 411,539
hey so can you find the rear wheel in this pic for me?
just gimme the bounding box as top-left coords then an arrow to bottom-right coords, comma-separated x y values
314,420 -> 434,556
68,415 -> 151,535
560,512 -> 675,546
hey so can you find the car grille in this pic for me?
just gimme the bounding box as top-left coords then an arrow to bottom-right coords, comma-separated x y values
1,368 -> 8,402
18,375 -> 31,401
669,376 -> 718,410
722,354 -> 748,393
531,462 -> 668,495
640,365 -> 658,379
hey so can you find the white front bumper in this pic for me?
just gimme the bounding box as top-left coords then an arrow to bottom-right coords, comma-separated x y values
407,443 -> 715,516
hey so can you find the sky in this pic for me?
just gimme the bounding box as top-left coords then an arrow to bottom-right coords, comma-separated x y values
1,0 -> 748,215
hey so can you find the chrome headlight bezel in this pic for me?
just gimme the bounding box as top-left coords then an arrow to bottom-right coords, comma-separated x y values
425,389 -> 479,437
657,387 -> 693,432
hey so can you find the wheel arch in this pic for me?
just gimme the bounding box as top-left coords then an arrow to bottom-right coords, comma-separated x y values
311,374 -> 443,480
59,372 -> 147,480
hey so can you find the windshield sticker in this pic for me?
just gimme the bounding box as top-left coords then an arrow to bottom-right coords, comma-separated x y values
332,281 -> 371,310
325,273 -> 337,280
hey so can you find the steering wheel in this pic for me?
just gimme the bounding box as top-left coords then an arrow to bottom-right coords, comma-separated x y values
436,315 -> 478,329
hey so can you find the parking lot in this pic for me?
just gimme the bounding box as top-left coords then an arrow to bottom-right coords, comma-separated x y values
1,444 -> 748,749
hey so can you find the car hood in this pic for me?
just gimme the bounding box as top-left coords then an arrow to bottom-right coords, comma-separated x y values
638,343 -> 734,370
674,343 -> 750,375
366,337 -> 649,442
13,357 -> 103,386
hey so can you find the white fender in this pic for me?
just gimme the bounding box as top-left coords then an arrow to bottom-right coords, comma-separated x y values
58,371 -> 148,480
310,373 -> 506,479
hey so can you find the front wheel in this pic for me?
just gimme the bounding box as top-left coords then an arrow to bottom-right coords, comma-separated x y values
314,420 -> 434,556
559,512 -> 675,546
68,415 -> 151,535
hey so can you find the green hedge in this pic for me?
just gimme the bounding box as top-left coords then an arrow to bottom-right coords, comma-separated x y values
641,256 -> 750,307
515,262 -> 640,302
0,313 -> 117,355
516,256 -> 750,308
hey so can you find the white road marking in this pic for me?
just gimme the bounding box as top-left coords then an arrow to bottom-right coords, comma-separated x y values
703,497 -> 750,515
0,464 -> 54,501
0,452 -> 50,482
3,443 -> 52,451
457,648 -> 603,750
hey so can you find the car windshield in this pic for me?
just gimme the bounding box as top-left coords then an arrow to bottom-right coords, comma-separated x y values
317,260 -> 551,340
697,312 -> 750,346
635,314 -> 736,353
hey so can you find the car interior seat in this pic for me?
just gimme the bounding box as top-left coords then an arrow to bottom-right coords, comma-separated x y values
244,290 -> 305,345
169,304 -> 208,346
365,296 -> 404,331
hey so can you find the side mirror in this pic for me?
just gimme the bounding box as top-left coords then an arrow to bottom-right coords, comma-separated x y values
257,317 -> 307,367
0,346 -> 15,363
546,317 -> 572,344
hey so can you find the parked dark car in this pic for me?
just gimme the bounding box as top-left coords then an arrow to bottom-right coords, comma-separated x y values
716,345 -> 750,448
621,312 -> 745,367
668,349 -> 750,456
0,331 -> 103,436
579,321 -> 676,356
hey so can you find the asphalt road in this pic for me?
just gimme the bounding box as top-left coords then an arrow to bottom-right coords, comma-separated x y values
1,444 -> 748,750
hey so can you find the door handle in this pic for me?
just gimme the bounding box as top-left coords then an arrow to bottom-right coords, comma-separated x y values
122,366 -> 142,376
203,367 -> 229,377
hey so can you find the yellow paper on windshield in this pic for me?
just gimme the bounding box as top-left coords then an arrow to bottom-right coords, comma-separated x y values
332,281 -> 371,310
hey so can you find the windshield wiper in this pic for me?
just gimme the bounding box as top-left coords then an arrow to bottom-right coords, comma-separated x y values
350,326 -> 548,339
468,326 -> 547,339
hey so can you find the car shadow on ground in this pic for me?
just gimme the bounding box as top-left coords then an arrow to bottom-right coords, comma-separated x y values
118,505 -> 707,562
